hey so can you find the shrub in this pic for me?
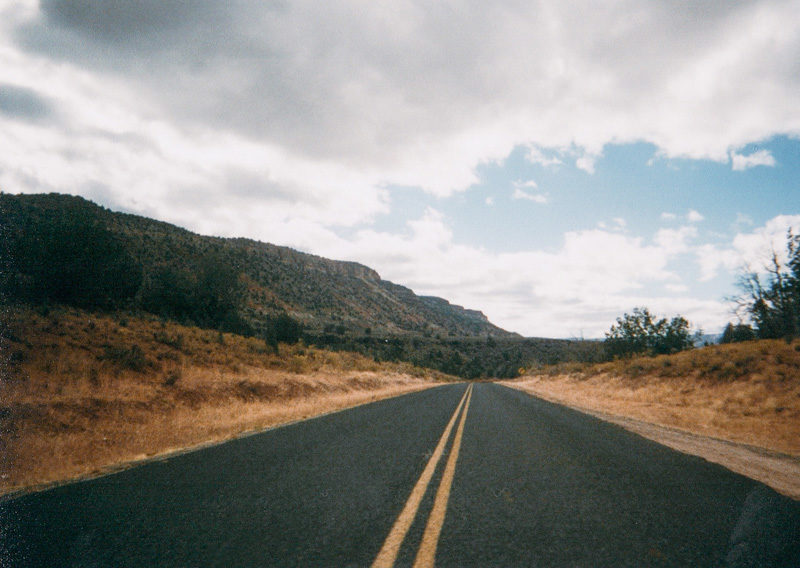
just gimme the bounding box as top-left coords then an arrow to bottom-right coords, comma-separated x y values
153,331 -> 184,350
163,368 -> 181,387
263,313 -> 303,349
99,344 -> 149,372
604,307 -> 696,359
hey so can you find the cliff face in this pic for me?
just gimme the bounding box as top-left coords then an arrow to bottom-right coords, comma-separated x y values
2,193 -> 515,339
420,296 -> 490,322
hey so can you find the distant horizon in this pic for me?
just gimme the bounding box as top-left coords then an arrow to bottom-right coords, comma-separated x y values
1,1 -> 798,337
0,190 -> 748,342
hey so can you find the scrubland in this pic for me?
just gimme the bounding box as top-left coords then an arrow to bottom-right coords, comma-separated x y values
0,306 -> 450,495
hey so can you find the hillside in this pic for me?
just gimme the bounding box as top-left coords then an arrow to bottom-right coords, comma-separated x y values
1,193 -> 509,338
0,304 -> 450,495
1,192 -> 602,377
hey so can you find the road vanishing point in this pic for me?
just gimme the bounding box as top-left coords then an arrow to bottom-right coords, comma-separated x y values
2,383 -> 799,567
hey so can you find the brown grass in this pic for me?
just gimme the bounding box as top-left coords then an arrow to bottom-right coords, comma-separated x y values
0,306 -> 452,495
502,339 -> 800,456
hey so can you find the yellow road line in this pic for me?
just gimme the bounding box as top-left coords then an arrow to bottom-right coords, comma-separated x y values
412,384 -> 473,568
371,384 -> 472,568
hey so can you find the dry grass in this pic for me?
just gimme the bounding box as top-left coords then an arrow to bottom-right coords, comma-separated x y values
0,306 -> 452,495
502,339 -> 800,456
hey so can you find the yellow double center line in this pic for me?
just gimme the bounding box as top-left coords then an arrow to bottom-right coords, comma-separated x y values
372,384 -> 473,568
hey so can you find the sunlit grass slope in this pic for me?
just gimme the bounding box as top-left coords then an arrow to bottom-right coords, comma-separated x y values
505,340 -> 800,455
0,305 -> 452,495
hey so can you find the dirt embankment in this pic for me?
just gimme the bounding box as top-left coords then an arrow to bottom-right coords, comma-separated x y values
502,352 -> 800,499
0,307 -> 450,497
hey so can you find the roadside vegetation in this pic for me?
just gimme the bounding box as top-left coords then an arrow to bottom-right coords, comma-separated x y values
601,230 -> 799,357
731,230 -> 800,341
0,305 -> 453,495
603,307 -> 696,359
508,231 -> 800,459
507,337 -> 800,457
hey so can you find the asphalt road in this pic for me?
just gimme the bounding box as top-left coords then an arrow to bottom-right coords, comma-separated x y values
1,382 -> 799,567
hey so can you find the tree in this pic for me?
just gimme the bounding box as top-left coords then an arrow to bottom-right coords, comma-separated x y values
262,312 -> 303,350
732,231 -> 800,340
138,265 -> 197,321
193,254 -> 246,330
4,208 -> 141,309
719,322 -> 756,344
604,307 -> 695,359
654,315 -> 694,355
138,254 -> 250,334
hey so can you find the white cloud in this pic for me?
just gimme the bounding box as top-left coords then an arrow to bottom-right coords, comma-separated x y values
314,210 -> 728,337
0,103 -> 391,242
485,196 -> 495,206
655,226 -> 698,255
512,181 -> 548,203
575,154 -> 597,174
598,218 -> 627,231
730,149 -> 777,171
730,215 -> 800,268
0,4 -> 392,242
512,189 -> 548,203
526,146 -> 563,167
661,212 -> 677,221
687,209 -> 705,222
695,214 -> 800,281
696,244 -> 739,282
2,0 -> 797,210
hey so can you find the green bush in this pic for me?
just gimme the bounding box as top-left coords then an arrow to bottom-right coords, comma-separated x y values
604,307 -> 696,360
2,196 -> 141,308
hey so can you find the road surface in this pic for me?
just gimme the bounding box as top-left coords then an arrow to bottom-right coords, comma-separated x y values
2,383 -> 799,566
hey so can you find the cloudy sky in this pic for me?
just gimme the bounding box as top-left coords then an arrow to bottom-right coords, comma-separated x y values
1,1 -> 799,337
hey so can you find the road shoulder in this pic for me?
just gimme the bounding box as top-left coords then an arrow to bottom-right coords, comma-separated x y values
501,381 -> 800,500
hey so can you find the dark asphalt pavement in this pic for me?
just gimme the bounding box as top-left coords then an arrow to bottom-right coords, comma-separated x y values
1,382 -> 798,567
